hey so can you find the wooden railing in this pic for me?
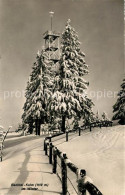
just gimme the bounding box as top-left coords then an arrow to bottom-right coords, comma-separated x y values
43,120 -> 111,195
0,126 -> 12,161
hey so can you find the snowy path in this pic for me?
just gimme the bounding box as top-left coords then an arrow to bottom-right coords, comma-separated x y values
0,135 -> 61,195
54,125 -> 125,195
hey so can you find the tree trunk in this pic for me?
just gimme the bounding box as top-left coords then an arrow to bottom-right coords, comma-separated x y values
37,119 -> 41,136
35,120 -> 38,135
119,117 -> 125,125
61,115 -> 66,133
28,122 -> 33,134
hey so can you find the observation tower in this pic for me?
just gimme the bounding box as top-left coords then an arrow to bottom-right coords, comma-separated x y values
43,11 -> 60,63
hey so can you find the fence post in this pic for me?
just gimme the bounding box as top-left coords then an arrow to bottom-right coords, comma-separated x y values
77,169 -> 86,195
90,125 -> 92,132
49,134 -> 52,142
44,138 -> 46,151
49,142 -> 53,164
61,153 -> 67,195
79,127 -> 81,136
66,130 -> 68,142
45,141 -> 48,156
53,147 -> 57,174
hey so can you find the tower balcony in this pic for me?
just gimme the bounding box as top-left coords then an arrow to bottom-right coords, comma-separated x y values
43,30 -> 60,40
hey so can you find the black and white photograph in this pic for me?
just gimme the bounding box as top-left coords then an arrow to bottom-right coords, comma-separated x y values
0,0 -> 124,194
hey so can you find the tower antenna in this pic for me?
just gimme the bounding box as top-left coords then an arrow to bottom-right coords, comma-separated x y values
49,11 -> 54,31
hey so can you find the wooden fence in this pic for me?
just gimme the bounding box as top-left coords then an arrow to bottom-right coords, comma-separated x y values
0,126 -> 12,161
43,121 -> 112,194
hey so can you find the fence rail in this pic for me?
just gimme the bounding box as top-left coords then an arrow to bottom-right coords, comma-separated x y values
43,121 -> 111,195
0,126 -> 12,162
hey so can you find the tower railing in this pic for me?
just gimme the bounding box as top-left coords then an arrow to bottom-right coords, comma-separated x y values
43,31 -> 60,39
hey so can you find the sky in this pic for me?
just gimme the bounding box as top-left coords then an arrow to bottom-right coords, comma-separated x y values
0,0 -> 124,130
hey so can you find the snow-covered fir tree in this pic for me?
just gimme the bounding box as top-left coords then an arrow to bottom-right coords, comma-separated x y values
73,115 -> 79,131
82,97 -> 94,125
112,78 -> 125,125
95,110 -> 100,122
22,50 -> 54,135
101,112 -> 108,121
22,77 -> 34,134
50,19 -> 93,132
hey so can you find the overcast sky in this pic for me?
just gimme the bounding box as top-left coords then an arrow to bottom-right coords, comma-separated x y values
0,0 -> 124,129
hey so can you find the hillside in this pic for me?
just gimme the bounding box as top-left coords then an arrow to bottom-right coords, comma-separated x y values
55,125 -> 125,195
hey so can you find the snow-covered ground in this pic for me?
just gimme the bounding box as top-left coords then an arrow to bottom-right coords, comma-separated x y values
54,125 -> 125,195
0,126 -> 124,195
0,134 -> 61,195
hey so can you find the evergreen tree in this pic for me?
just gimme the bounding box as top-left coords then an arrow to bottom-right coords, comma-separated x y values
112,78 -> 125,125
95,110 -> 100,122
73,115 -> 79,131
50,20 -> 93,132
22,50 -> 54,135
82,97 -> 94,125
102,112 -> 108,121
22,77 -> 34,134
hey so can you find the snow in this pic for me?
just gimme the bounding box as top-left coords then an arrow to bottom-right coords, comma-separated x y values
0,125 -> 4,129
9,126 -> 12,128
37,50 -> 41,57
0,134 -> 61,195
53,125 -> 125,195
61,102 -> 67,111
